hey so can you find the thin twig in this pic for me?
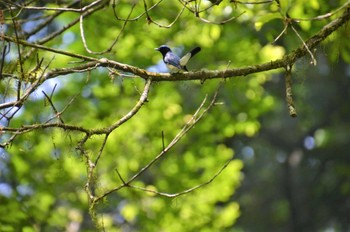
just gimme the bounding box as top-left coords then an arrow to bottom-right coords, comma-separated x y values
12,0 -> 101,13
272,23 -> 288,44
290,24 -> 317,65
43,93 -> 78,124
144,0 -> 186,28
0,45 -> 7,80
112,0 -> 164,22
161,131 -> 165,151
37,1 -> 107,45
9,8 -> 24,100
24,1 -> 80,39
178,0 -> 245,24
102,79 -> 152,134
129,157 -> 234,198
42,88 -> 65,124
197,11 -> 245,25
94,133 -> 110,167
80,4 -> 136,54
95,81 -> 222,202
292,0 -> 350,21
233,0 -> 273,4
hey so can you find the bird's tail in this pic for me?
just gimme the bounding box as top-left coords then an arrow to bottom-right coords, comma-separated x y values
189,47 -> 201,57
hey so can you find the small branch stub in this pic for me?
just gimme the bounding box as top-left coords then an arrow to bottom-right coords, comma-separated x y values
285,65 -> 297,117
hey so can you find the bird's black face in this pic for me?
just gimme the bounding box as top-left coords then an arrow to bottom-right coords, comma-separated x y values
155,45 -> 171,57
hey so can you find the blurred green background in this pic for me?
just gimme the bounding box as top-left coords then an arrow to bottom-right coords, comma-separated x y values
1,0 -> 349,231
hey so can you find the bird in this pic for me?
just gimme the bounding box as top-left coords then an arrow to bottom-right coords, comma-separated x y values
155,45 -> 201,72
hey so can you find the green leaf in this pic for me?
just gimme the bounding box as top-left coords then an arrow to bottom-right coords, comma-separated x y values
255,13 -> 282,31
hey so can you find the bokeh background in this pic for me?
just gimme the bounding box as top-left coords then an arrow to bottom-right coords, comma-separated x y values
1,0 -> 349,231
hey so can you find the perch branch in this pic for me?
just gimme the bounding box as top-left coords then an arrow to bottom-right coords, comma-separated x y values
1,5 -> 349,81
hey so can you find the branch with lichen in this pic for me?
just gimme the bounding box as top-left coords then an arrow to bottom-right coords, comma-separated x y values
1,4 -> 349,83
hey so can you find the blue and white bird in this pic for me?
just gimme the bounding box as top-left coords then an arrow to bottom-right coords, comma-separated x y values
155,45 -> 201,72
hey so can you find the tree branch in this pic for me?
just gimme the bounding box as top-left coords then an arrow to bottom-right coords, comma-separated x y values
2,5 -> 349,82
94,81 -> 222,202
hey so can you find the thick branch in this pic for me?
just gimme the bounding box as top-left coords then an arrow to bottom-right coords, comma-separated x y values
1,5 -> 349,81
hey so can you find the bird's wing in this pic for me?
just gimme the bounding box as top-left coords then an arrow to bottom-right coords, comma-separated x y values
164,52 -> 182,69
179,53 -> 191,66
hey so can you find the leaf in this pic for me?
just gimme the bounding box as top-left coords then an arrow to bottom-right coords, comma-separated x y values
278,0 -> 292,16
255,13 -> 282,31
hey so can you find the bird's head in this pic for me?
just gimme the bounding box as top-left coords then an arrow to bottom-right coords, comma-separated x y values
155,45 -> 172,56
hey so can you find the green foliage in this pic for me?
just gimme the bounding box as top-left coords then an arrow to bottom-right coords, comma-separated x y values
1,0 -> 349,231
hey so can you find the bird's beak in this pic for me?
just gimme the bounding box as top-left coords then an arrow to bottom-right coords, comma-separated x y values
155,47 -> 159,51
